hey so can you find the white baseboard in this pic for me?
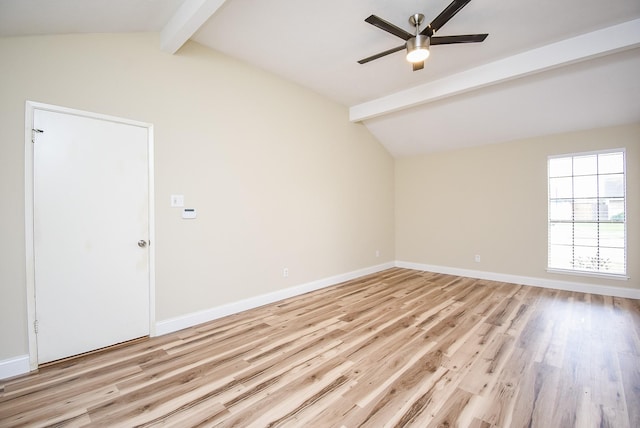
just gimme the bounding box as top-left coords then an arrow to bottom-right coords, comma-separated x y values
4,260 -> 634,380
396,261 -> 640,299
155,262 -> 396,336
0,355 -> 30,380
2,263 -> 395,380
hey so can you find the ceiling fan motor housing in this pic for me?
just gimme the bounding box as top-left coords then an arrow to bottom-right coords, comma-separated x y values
407,34 -> 429,51
406,35 -> 430,62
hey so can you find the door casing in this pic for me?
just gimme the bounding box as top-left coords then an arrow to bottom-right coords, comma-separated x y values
24,101 -> 156,370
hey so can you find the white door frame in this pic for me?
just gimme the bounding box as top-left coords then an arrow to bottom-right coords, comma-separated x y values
24,101 -> 156,371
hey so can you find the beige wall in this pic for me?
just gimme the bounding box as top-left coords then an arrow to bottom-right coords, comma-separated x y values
0,33 -> 395,360
2,32 -> 637,366
396,123 -> 640,290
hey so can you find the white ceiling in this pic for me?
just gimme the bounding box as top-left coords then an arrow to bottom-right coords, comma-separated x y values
2,0 -> 639,156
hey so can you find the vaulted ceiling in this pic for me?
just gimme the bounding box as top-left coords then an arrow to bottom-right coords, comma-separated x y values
2,0 -> 639,156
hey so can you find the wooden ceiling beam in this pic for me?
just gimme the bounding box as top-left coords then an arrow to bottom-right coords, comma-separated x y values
349,19 -> 640,122
160,0 -> 227,54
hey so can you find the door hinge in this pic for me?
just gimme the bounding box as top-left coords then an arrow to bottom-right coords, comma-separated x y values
31,128 -> 44,143
34,319 -> 39,334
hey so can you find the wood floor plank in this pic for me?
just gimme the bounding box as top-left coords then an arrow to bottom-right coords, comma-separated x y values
1,268 -> 638,427
618,351 -> 640,428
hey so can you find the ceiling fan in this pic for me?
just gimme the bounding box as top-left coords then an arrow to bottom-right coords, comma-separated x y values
358,0 -> 488,71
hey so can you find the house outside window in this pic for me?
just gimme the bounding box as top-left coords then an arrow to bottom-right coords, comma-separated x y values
547,150 -> 626,277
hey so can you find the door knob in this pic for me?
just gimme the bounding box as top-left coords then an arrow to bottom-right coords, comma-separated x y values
138,240 -> 148,248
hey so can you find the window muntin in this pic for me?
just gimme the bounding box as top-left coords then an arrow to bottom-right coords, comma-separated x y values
548,150 -> 626,276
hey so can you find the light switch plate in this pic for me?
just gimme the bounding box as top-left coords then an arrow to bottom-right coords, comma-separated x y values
171,194 -> 184,207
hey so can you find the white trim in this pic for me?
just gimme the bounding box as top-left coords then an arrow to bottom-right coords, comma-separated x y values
547,147 -> 627,160
155,262 -> 395,336
26,101 -> 155,128
147,125 -> 157,337
0,355 -> 30,380
24,101 -> 156,369
350,18 -> 640,122
396,261 -> 640,300
24,103 -> 37,370
546,268 -> 629,281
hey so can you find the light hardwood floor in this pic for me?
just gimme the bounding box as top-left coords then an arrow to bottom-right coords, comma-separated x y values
1,268 -> 639,427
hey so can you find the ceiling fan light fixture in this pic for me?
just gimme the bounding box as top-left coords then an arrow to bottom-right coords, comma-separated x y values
406,35 -> 430,63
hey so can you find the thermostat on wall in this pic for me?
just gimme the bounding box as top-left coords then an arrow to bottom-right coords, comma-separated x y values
182,208 -> 197,219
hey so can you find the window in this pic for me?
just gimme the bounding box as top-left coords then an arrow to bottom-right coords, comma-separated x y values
548,150 -> 626,277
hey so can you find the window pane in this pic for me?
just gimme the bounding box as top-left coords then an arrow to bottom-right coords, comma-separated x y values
599,174 -> 624,197
574,155 -> 597,176
574,223 -> 597,246
549,244 -> 573,270
598,152 -> 624,174
549,157 -> 572,177
549,223 -> 572,245
549,200 -> 573,221
549,177 -> 572,198
549,157 -> 573,177
599,247 -> 625,274
605,198 -> 625,221
574,175 -> 597,198
600,223 -> 625,248
574,246 -> 599,271
574,199 -> 598,221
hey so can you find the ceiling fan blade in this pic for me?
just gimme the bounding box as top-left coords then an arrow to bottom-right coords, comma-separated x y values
423,0 -> 472,35
358,44 -> 406,64
430,34 -> 488,45
412,61 -> 425,71
365,15 -> 413,40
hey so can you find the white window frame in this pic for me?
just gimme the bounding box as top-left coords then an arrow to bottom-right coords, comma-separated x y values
547,148 -> 628,279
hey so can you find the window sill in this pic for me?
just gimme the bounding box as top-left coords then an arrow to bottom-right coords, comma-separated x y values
546,268 -> 629,281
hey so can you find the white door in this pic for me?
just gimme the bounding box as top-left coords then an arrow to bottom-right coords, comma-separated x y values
33,108 -> 150,364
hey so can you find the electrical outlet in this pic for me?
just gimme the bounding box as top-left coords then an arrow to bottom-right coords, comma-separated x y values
375,250 -> 380,257
283,268 -> 289,278
475,255 -> 481,263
